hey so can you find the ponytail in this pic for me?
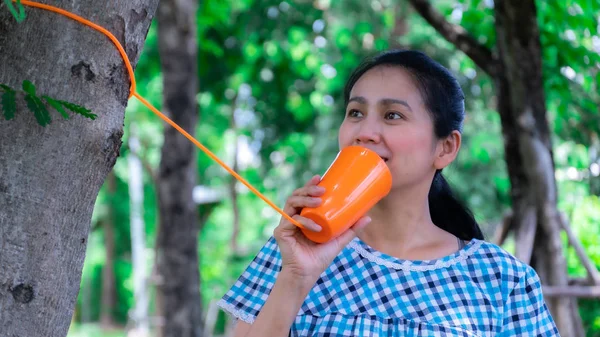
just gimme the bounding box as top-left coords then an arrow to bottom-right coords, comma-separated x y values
428,171 -> 484,240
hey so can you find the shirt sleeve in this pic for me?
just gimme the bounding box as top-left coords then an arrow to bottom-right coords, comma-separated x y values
217,236 -> 282,324
498,266 -> 560,336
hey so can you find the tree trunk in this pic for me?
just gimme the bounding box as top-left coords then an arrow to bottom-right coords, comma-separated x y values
0,2 -> 158,336
101,172 -> 118,329
493,1 -> 583,335
407,0 -> 584,335
155,0 -> 203,336
128,131 -> 149,336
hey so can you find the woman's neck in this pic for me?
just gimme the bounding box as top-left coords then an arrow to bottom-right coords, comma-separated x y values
357,184 -> 458,260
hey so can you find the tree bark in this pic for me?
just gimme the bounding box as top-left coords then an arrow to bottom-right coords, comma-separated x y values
407,0 -> 584,335
543,286 -> 600,298
493,1 -> 582,334
155,0 -> 203,336
0,1 -> 158,336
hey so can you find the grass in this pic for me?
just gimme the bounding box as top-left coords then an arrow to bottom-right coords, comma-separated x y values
67,323 -> 126,337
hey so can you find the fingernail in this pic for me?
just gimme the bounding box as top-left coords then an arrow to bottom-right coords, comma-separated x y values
312,225 -> 322,232
312,197 -> 322,203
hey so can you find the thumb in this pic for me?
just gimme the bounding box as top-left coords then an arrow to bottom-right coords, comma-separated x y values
333,216 -> 372,248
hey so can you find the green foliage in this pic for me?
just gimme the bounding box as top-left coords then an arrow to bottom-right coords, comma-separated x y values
43,96 -> 70,120
0,84 -> 16,120
563,196 -> 600,336
537,0 -> 600,144
68,324 -> 125,337
23,80 -> 52,126
59,100 -> 96,120
3,0 -> 26,23
0,80 -> 96,126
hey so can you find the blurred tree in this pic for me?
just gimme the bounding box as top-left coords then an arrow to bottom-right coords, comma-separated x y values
0,1 -> 159,336
100,172 -> 118,330
154,0 -> 204,336
407,0 -> 600,335
127,131 -> 150,336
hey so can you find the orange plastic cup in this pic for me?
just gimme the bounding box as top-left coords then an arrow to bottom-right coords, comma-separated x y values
298,145 -> 392,243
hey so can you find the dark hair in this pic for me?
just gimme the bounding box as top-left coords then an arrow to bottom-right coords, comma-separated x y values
343,49 -> 484,241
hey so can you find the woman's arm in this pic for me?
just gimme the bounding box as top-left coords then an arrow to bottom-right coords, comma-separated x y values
228,175 -> 371,336
233,268 -> 314,337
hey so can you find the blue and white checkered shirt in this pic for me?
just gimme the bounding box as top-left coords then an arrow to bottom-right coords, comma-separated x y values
218,236 -> 560,336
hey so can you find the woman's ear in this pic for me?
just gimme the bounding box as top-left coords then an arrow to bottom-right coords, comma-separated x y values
434,130 -> 461,170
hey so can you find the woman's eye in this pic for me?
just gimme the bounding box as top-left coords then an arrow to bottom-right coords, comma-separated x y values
347,109 -> 363,118
385,112 -> 403,120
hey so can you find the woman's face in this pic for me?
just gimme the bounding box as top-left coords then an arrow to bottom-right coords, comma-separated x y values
338,66 -> 454,190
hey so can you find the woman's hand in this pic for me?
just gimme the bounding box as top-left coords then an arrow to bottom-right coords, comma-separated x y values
273,174 -> 372,285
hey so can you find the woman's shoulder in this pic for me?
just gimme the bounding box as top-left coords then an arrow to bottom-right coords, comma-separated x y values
341,236 -> 540,295
468,239 -> 537,276
459,239 -> 543,297
342,235 -> 531,275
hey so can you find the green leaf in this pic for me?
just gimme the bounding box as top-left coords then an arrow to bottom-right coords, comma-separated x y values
0,84 -> 14,92
1,85 -> 17,120
58,100 -> 97,120
42,95 -> 69,120
4,0 -> 26,23
24,94 -> 51,126
22,80 -> 36,96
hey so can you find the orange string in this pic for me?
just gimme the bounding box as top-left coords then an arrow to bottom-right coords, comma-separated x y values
18,0 -> 136,97
16,0 -> 304,229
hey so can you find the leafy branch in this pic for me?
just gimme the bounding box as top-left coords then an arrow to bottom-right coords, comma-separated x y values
3,0 -> 26,23
407,0 -> 498,77
0,80 -> 96,126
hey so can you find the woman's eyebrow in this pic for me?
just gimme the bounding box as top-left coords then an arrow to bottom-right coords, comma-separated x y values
348,96 -> 367,104
348,96 -> 412,111
379,98 -> 412,111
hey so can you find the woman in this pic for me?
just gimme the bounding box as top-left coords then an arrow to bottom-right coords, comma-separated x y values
217,50 -> 559,336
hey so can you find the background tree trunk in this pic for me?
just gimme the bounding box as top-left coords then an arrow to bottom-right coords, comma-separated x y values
407,0 -> 584,335
494,2 -> 584,335
100,172 -> 118,330
0,1 -> 158,336
155,0 -> 203,336
128,130 -> 150,336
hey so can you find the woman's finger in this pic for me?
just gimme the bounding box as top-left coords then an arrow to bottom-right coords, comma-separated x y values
351,216 -> 372,232
306,174 -> 321,186
292,175 -> 323,196
333,216 -> 372,248
283,179 -> 325,215
288,187 -> 325,213
292,215 -> 322,232
275,214 -> 321,235
286,195 -> 322,209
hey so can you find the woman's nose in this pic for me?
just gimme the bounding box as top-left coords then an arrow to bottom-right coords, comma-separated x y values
354,122 -> 382,144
